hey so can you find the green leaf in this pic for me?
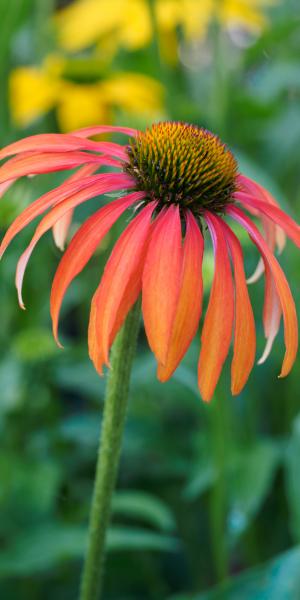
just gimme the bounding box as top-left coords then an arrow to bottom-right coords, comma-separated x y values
112,490 -> 176,532
107,526 -> 179,553
200,546 -> 300,600
0,524 -> 179,576
183,463 -> 216,500
169,547 -> 300,600
227,440 -> 282,539
0,524 -> 86,577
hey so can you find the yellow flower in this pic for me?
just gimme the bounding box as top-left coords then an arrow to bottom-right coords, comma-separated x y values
55,0 -> 151,53
55,0 -> 278,55
9,56 -> 164,132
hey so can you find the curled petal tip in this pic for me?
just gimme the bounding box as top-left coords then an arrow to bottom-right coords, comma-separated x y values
17,287 -> 25,310
55,242 -> 65,252
257,339 -> 274,365
52,325 -> 64,350
54,336 -> 64,350
247,259 -> 264,285
201,391 -> 213,403
156,364 -> 169,382
94,362 -> 105,377
231,386 -> 240,396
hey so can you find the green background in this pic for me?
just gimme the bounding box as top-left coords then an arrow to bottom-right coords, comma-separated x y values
0,1 -> 300,598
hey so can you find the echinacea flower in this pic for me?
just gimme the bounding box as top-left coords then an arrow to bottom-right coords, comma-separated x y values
10,55 -> 163,132
0,121 -> 299,401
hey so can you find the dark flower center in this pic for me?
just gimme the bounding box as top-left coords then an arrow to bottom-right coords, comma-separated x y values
125,121 -> 238,214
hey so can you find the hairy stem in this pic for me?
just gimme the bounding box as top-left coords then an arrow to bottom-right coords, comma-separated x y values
79,300 -> 141,600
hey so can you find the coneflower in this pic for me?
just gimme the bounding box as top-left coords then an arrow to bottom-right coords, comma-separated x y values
0,121 -> 299,599
1,122 -> 298,400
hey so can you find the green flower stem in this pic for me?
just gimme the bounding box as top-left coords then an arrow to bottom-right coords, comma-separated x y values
79,299 -> 141,600
209,395 -> 229,582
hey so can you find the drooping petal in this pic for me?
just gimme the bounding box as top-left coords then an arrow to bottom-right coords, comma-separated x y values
247,214 -> 275,284
231,199 -> 293,368
243,207 -> 282,365
237,173 -> 286,253
227,205 -> 298,377
245,211 -> 282,363
89,202 -> 156,373
247,258 -> 264,285
0,133 -> 129,161
50,191 -> 146,344
234,191 -> 300,248
157,210 -> 204,381
52,210 -> 74,250
142,205 -> 183,365
221,221 -> 256,395
52,164 -> 98,250
71,125 -> 138,138
0,150 -> 122,184
15,173 -> 135,307
258,267 -> 281,365
198,212 -> 234,402
0,172 -> 134,257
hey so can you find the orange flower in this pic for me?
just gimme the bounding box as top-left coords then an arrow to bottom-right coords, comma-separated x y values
0,122 -> 299,401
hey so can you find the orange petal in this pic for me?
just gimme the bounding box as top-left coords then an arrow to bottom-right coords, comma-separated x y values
0,133 -> 128,160
52,164 -> 98,250
198,212 -> 234,402
142,206 -> 183,365
0,151 -> 123,184
72,125 -> 138,138
221,222 -> 256,395
235,191 -> 300,248
0,172 -> 133,258
247,214 -> 276,284
157,210 -> 204,381
88,202 -> 156,373
50,192 -> 145,345
15,174 -> 135,308
237,174 -> 286,253
227,206 -> 298,377
258,268 -> 281,365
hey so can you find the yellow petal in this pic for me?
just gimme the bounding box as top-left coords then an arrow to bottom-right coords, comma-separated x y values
56,83 -> 110,132
55,0 -> 150,53
9,67 -> 61,127
99,73 -> 164,115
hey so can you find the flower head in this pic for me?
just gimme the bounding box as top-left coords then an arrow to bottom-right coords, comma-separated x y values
0,121 -> 299,401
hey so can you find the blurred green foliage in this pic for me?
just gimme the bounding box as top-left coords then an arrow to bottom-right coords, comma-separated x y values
0,0 -> 300,598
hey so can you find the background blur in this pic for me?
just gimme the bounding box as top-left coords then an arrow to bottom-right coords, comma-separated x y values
0,1 -> 300,598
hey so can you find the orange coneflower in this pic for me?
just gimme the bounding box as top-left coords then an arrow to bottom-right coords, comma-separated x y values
0,121 -> 299,401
